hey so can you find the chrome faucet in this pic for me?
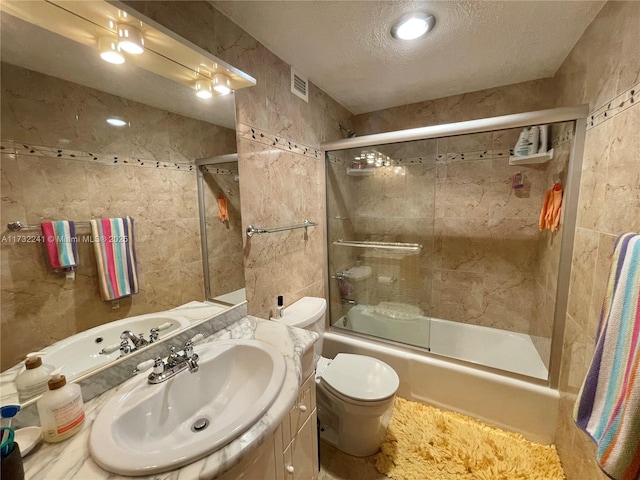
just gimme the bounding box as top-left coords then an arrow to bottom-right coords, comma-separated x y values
341,298 -> 358,305
121,330 -> 149,348
147,339 -> 200,384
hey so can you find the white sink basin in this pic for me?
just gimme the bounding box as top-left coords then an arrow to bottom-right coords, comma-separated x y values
89,339 -> 286,476
41,313 -> 190,380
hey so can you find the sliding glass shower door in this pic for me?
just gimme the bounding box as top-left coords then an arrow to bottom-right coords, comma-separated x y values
326,121 -> 576,381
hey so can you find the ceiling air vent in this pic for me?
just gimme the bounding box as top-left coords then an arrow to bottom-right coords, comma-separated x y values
291,67 -> 308,102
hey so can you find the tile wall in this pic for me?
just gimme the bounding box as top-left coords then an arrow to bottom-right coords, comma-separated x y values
125,1 -> 354,319
0,63 -> 237,369
550,2 -> 640,479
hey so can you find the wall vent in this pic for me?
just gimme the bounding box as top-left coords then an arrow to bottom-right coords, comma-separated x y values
291,67 -> 309,102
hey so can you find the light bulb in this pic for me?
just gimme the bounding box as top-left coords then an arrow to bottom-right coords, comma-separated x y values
195,80 -> 213,99
117,24 -> 144,54
212,73 -> 231,95
391,13 -> 435,40
98,37 -> 125,64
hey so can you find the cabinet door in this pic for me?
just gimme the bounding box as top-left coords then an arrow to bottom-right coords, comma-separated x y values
220,427 -> 282,480
284,412 -> 318,480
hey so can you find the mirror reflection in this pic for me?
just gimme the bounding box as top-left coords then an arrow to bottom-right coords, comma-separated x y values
197,156 -> 246,304
0,1 -> 253,398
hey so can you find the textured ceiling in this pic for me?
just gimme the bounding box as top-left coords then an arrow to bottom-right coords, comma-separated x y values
213,1 -> 605,114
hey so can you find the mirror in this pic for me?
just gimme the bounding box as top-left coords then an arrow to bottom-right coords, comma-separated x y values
197,156 -> 246,304
0,0 -> 254,401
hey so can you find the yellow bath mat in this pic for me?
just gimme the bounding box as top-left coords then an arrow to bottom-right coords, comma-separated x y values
376,397 -> 565,480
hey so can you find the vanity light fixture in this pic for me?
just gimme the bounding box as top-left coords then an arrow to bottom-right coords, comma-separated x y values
98,37 -> 125,64
117,23 -> 144,54
212,73 -> 231,95
391,12 -> 436,40
194,79 -> 213,99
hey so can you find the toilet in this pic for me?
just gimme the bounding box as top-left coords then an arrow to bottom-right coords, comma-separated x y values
273,296 -> 399,457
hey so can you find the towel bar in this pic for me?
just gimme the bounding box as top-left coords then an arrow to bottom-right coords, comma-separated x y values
246,219 -> 317,237
333,239 -> 423,252
5,220 -> 92,233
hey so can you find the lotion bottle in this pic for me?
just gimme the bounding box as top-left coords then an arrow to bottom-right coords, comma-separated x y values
15,352 -> 54,402
37,367 -> 85,443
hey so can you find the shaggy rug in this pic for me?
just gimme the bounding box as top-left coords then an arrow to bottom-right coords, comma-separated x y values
376,397 -> 565,480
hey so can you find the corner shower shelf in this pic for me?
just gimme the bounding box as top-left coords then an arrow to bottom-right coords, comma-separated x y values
508,148 -> 554,166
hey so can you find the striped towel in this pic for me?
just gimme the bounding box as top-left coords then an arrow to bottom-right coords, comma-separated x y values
90,217 -> 139,301
574,232 -> 640,480
41,221 -> 78,271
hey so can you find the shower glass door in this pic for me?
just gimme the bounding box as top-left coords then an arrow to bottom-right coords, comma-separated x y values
326,139 -> 437,352
326,121 -> 573,381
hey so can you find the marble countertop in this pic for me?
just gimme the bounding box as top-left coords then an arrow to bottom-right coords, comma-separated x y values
22,316 -> 318,480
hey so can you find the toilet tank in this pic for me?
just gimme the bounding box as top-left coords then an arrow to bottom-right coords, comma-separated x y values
272,297 -> 326,362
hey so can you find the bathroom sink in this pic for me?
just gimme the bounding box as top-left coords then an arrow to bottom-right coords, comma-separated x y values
40,313 -> 191,381
89,339 -> 287,476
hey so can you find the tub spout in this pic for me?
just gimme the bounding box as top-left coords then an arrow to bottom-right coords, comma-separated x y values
342,298 -> 357,305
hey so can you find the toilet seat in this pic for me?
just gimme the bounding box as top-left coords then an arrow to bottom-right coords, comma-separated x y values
318,354 -> 399,404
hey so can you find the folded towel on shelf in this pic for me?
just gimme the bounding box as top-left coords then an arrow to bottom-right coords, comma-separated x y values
90,217 -> 139,301
41,221 -> 78,271
217,195 -> 229,222
573,232 -> 640,480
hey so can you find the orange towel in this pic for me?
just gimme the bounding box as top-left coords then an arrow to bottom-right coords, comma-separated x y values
217,195 -> 229,222
539,189 -> 553,231
539,185 -> 563,232
547,187 -> 563,232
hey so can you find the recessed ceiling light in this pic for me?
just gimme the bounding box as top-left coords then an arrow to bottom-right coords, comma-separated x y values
391,12 -> 436,41
106,118 -> 127,127
117,23 -> 144,54
98,37 -> 125,64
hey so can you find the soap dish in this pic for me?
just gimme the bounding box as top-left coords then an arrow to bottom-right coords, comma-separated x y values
15,427 -> 42,457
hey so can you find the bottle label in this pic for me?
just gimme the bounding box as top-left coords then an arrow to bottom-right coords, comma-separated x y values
52,396 -> 85,435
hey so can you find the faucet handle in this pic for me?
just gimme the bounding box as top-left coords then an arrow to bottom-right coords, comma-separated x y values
149,328 -> 160,343
120,339 -> 132,355
152,357 -> 165,375
167,346 -> 180,366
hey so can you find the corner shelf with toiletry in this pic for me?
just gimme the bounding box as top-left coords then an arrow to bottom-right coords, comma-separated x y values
509,124 -> 553,165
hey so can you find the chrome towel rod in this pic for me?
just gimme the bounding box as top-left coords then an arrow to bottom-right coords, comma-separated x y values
333,239 -> 423,252
246,219 -> 317,237
6,220 -> 92,233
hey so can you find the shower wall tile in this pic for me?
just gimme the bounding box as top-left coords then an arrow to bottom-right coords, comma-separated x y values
0,65 -> 237,369
553,3 -> 640,478
353,78 -> 555,136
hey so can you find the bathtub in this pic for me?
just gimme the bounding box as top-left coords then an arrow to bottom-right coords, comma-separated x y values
326,305 -> 560,444
337,304 -> 548,379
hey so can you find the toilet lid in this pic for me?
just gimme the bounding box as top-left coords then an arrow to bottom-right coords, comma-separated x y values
320,354 -> 399,402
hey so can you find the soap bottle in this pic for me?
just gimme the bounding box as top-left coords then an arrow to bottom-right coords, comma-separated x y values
37,368 -> 85,443
15,352 -> 54,402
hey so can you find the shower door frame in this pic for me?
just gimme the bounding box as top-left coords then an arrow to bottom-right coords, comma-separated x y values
321,105 -> 589,388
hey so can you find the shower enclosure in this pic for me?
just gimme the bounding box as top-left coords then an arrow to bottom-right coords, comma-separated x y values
323,107 -> 587,384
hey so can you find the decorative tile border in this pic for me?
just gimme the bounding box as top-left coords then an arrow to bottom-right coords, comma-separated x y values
587,82 -> 638,130
0,140 -> 196,173
237,124 -> 322,159
200,165 -> 238,175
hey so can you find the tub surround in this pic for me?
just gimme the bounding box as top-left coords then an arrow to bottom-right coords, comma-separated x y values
22,315 -> 318,480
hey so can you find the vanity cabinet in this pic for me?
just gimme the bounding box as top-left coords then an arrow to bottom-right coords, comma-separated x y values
218,373 -> 318,480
